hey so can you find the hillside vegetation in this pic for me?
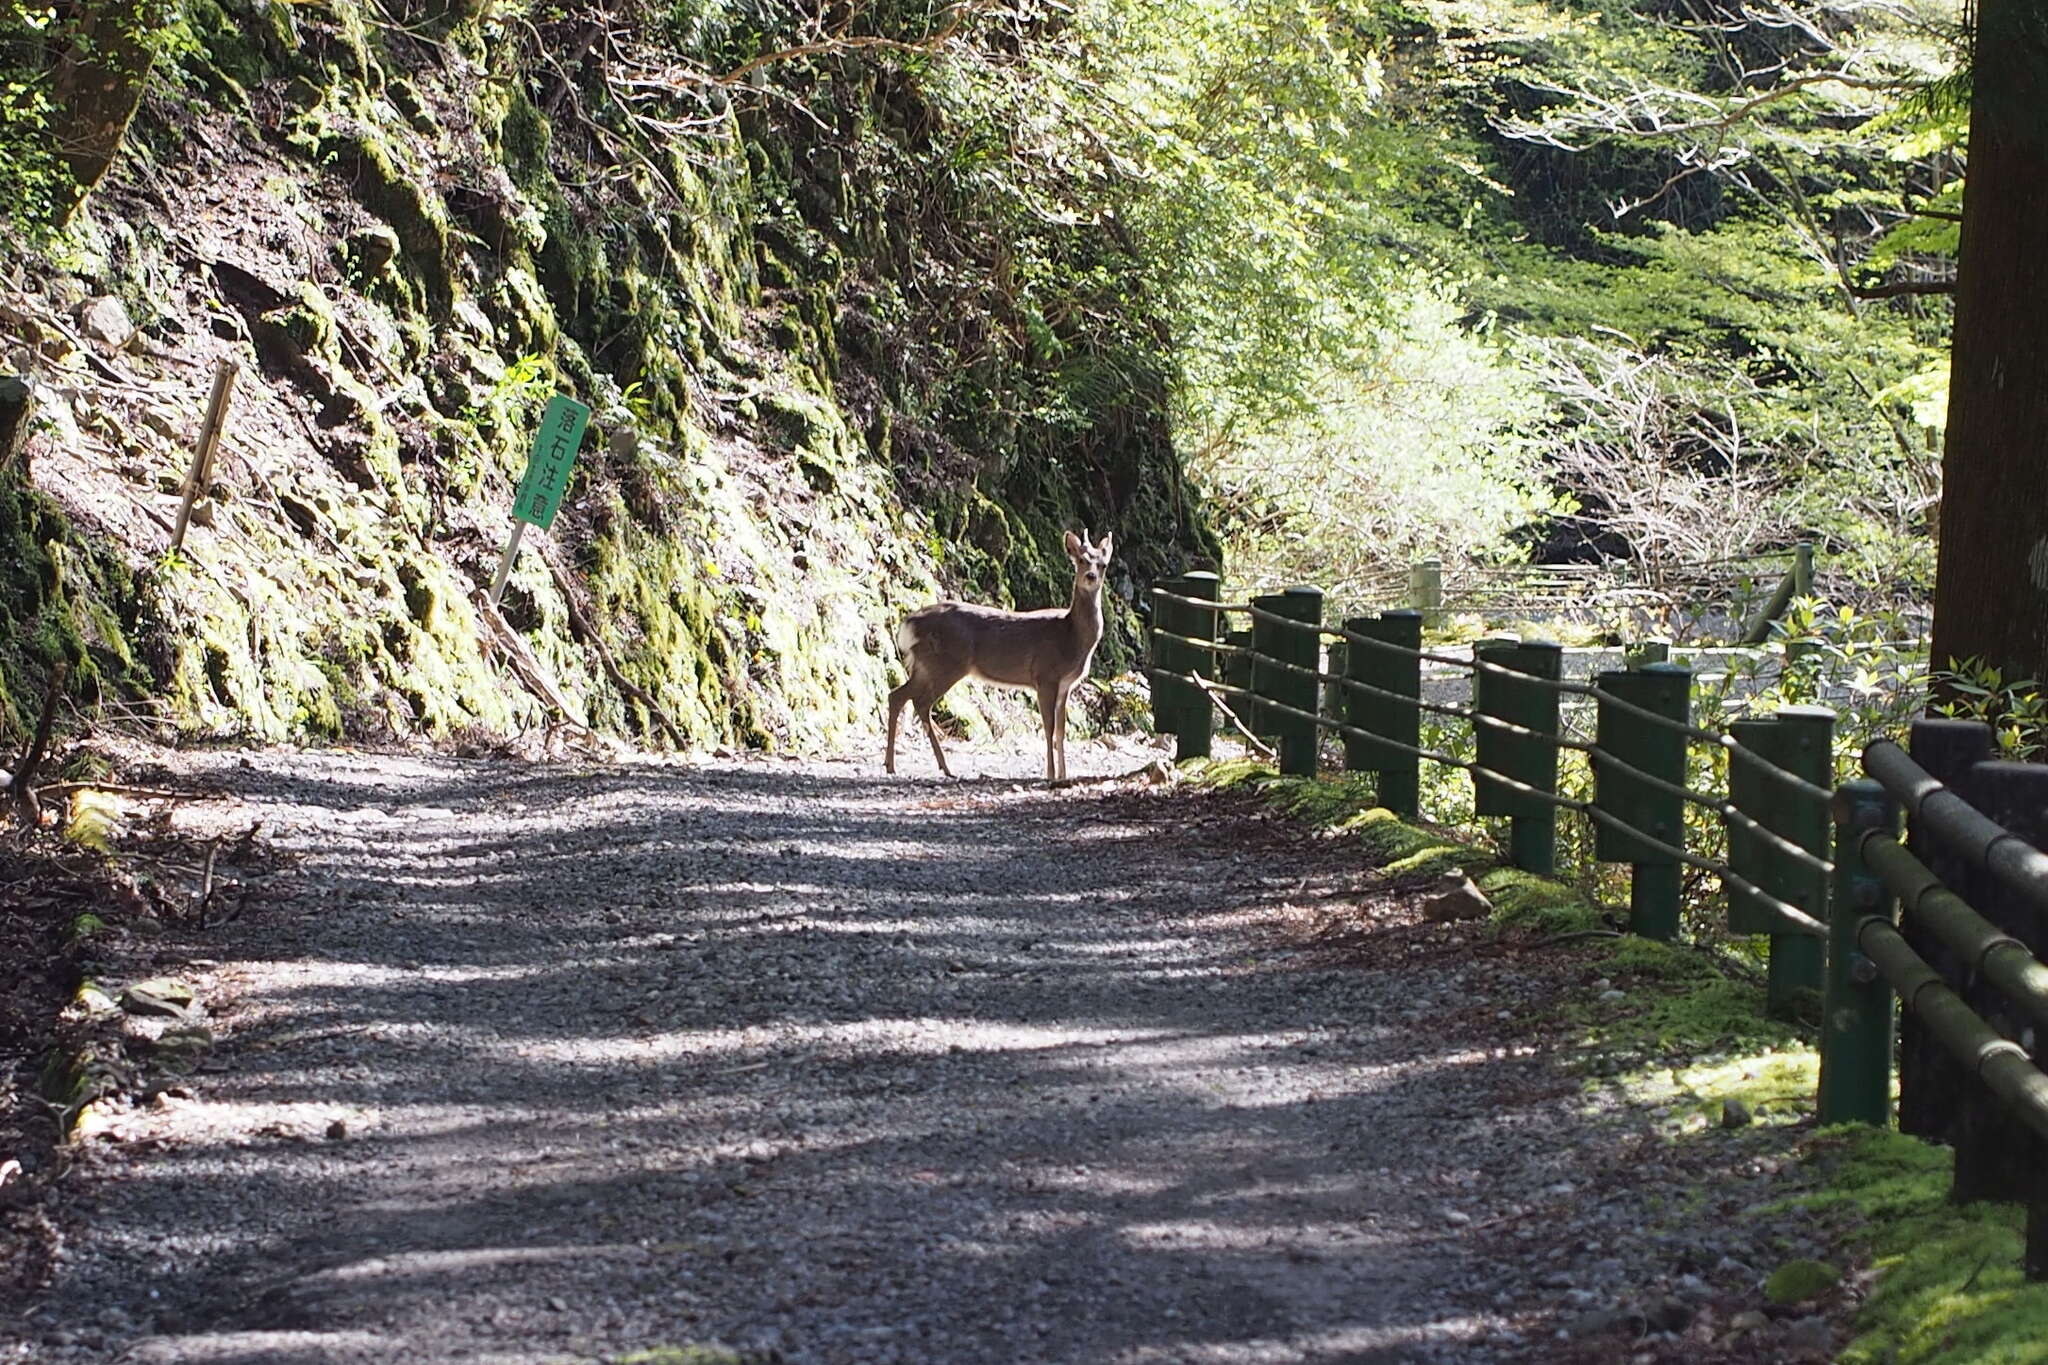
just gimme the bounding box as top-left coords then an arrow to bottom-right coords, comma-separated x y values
0,0 -> 1965,748
0,0 -> 1216,748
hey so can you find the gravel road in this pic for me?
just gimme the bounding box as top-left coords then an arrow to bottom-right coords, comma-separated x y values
7,739 -> 1665,1364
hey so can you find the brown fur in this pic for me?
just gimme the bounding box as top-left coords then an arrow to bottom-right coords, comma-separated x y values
886,530 -> 1114,781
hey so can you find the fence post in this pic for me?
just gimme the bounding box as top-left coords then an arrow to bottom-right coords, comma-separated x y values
1250,587 -> 1322,777
1593,663 -> 1691,941
1173,572 -> 1218,761
1224,626 -> 1253,699
1772,706 -> 1835,1014
1409,558 -> 1444,628
1818,778 -> 1898,1127
1475,638 -> 1563,876
1149,577 -> 1187,745
1946,759 -> 2048,1251
1344,611 -> 1422,818
1899,719 -> 1996,1143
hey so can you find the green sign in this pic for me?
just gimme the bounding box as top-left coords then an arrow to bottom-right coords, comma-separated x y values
512,395 -> 591,530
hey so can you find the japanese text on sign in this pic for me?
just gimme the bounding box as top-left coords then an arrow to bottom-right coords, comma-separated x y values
511,395 -> 592,530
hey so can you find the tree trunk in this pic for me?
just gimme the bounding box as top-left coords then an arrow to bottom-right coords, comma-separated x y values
1929,1 -> 2048,686
50,0 -> 170,226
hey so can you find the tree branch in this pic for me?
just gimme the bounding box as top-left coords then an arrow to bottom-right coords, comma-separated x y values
1849,278 -> 1957,298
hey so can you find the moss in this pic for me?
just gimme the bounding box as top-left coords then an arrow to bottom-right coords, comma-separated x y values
1633,1047 -> 1820,1132
1765,1258 -> 1842,1305
1340,806 -> 1470,869
308,123 -> 455,316
615,1347 -> 752,1365
1755,1128 -> 2048,1364
1600,936 -> 1722,982
0,475 -> 152,739
1479,866 -> 1603,934
1586,965 -> 1807,1056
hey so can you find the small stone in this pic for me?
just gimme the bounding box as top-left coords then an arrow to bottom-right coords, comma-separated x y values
121,978 -> 197,1017
1423,873 -> 1492,923
1729,1309 -> 1769,1333
1564,1307 -> 1638,1338
1784,1315 -> 1834,1356
1673,1273 -> 1712,1302
344,226 -> 400,276
326,1119 -> 348,1141
1599,988 -> 1628,1003
1645,1296 -> 1693,1333
77,295 -> 133,347
1721,1097 -> 1753,1128
1442,1208 -> 1473,1226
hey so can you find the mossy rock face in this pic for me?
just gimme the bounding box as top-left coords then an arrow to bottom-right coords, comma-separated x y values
15,0 -> 1216,756
1765,1258 -> 1841,1306
0,475 -> 155,739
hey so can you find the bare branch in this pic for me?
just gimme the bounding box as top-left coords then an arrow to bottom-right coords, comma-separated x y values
1848,277 -> 1957,298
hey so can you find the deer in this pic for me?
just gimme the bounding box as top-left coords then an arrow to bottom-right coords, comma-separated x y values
885,529 -> 1115,782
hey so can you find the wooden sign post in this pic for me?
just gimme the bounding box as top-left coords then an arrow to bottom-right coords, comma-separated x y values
171,359 -> 239,552
489,394 -> 591,606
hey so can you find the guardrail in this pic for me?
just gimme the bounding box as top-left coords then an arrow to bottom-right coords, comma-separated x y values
1149,578 -> 1833,985
1148,578 -> 2048,1278
1829,724 -> 2048,1280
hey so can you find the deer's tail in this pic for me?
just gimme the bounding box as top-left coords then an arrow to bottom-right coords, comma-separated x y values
894,616 -> 924,659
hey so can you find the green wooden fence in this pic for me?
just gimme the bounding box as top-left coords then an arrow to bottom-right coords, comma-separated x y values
1146,577 -> 2048,1277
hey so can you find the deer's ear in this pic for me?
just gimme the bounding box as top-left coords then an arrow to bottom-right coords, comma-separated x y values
1096,532 -> 1114,557
1063,530 -> 1084,557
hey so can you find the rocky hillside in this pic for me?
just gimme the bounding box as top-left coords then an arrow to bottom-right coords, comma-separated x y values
0,0 -> 1216,753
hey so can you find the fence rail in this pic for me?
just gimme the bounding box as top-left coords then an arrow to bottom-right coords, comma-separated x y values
1374,543 -> 1916,639
1146,574 -> 2048,1278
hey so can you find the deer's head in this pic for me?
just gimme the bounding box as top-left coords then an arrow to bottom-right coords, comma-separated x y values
1064,529 -> 1114,595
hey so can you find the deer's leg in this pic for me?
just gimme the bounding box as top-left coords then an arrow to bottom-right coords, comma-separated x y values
885,683 -> 912,774
1054,682 -> 1073,781
910,659 -> 968,778
918,701 -> 953,777
1037,682 -> 1061,782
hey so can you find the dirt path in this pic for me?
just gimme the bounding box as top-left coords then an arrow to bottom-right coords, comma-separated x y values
10,742 -> 1612,1364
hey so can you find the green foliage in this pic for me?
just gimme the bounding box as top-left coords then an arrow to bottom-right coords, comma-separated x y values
1934,659 -> 2048,760
1197,286 -> 1566,594
0,1 -> 66,238
1745,600 -> 1933,752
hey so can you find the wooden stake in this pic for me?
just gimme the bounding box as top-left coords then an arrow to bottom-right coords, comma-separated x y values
488,521 -> 526,607
171,358 -> 238,552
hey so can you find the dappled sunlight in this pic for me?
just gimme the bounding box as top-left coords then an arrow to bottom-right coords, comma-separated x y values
497,1017 -> 1187,1067
33,752 -> 1548,1364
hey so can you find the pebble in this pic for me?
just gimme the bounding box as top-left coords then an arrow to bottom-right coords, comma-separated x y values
1785,1315 -> 1835,1354
1673,1273 -> 1712,1302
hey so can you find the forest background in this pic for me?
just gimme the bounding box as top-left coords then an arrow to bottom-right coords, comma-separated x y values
0,0 -> 1971,749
